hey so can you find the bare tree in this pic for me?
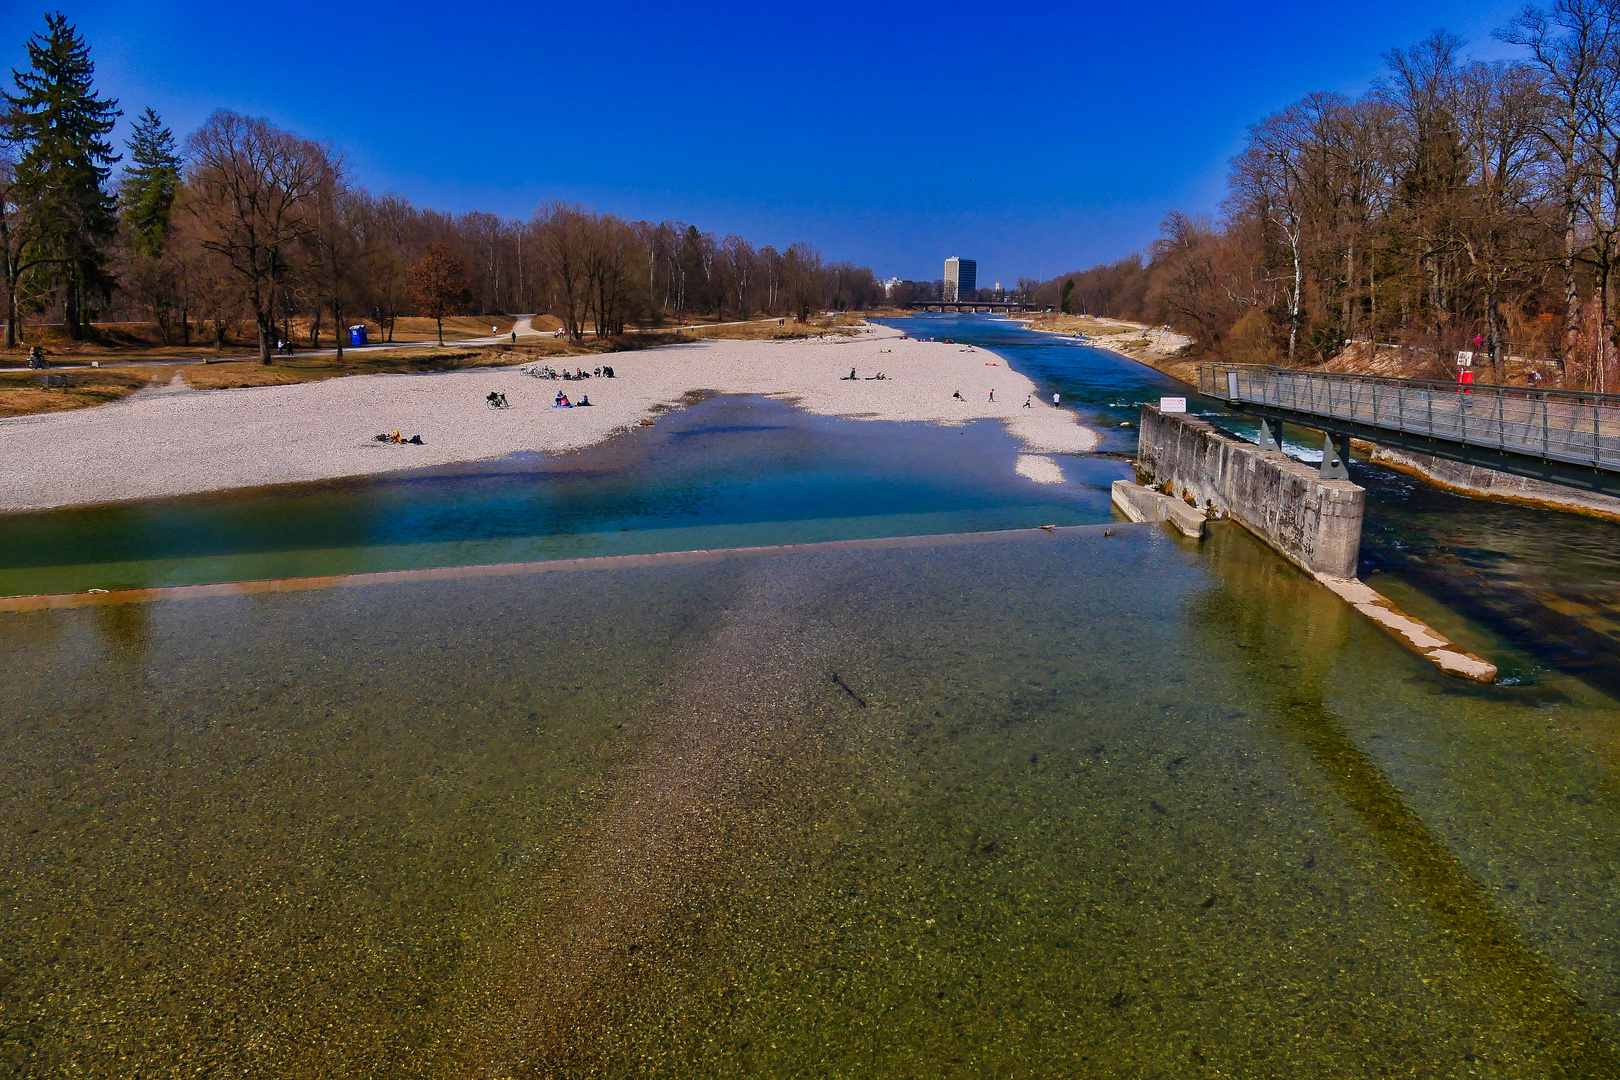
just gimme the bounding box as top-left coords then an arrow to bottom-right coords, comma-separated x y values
1455,60 -> 1550,379
184,111 -> 322,363
1502,0 -> 1620,372
536,200 -> 591,341
304,149 -> 363,361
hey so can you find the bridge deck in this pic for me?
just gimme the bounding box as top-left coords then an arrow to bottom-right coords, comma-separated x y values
1199,363 -> 1620,495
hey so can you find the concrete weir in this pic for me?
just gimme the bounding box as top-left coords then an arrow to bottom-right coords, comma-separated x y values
1137,404 -> 1363,577
1133,405 -> 1496,682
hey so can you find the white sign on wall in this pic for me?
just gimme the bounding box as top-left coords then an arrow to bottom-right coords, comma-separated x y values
1160,397 -> 1188,413
1456,351 -> 1474,367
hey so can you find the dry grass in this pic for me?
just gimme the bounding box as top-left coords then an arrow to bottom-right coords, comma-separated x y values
682,316 -> 862,342
1,324 -> 230,363
1024,313 -> 1137,337
0,367 -> 174,418
179,336 -> 678,392
385,315 -> 517,341
180,347 -> 541,390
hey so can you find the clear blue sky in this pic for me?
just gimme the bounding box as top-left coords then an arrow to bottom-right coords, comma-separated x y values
3,0 -> 1525,285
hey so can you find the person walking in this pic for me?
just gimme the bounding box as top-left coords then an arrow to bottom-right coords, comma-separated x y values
1023,395 -> 1032,408
1052,392 -> 1060,406
988,389 -> 995,402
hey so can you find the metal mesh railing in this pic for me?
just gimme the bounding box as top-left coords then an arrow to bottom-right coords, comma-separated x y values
1199,363 -> 1620,473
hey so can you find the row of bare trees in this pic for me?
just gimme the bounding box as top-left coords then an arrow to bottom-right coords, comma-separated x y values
0,15 -> 884,363
1037,2 -> 1620,391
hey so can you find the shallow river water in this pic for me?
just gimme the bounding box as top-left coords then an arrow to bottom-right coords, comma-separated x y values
1,316 -> 1618,1077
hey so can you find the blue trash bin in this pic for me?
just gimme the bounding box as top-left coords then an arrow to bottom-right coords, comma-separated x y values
348,325 -> 368,346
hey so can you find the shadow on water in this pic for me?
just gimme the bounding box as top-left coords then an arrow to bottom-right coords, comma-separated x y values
1194,522 -> 1618,1076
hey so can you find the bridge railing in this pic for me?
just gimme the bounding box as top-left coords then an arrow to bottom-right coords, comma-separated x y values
1198,363 -> 1620,472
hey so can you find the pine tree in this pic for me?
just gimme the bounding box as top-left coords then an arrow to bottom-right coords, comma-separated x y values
5,12 -> 121,339
120,108 -> 179,258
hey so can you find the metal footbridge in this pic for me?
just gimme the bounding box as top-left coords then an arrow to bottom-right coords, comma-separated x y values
1199,363 -> 1620,495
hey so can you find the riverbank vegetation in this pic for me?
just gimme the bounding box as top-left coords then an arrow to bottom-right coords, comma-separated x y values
1029,3 -> 1620,393
0,366 -> 169,417
0,15 -> 885,368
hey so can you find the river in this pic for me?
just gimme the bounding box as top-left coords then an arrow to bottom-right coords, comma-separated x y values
0,315 -> 1616,1077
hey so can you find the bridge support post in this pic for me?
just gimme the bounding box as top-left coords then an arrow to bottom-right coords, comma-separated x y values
1320,432 -> 1351,481
1257,418 -> 1283,453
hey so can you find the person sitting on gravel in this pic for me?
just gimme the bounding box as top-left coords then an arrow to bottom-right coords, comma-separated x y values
578,394 -> 593,406
554,391 -> 566,407
952,390 -> 963,400
555,394 -> 571,408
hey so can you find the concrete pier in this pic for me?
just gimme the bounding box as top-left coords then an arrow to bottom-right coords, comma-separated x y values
1133,405 -> 1495,682
1136,405 -> 1364,578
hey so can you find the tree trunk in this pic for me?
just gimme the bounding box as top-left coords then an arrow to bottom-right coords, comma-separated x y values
1564,194 -> 1580,377
258,309 -> 274,364
1288,236 -> 1302,360
332,299 -> 344,362
1485,275 -> 1503,384
1601,262 -> 1613,394
64,271 -> 81,341
435,314 -> 443,346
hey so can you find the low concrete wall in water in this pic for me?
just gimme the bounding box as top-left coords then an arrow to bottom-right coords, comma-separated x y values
1369,445 -> 1620,522
1136,405 -> 1364,578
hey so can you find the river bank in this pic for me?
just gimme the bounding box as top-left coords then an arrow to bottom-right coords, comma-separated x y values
1019,312 -> 1620,521
0,324 -> 1099,512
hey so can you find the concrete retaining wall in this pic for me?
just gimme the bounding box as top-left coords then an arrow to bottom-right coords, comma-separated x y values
1137,405 -> 1364,578
1369,445 -> 1620,522
1111,479 -> 1206,537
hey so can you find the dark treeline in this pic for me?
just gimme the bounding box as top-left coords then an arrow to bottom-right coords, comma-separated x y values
0,13 -> 883,363
1033,2 -> 1620,392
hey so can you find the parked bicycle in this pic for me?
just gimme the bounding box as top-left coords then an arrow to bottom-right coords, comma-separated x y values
486,390 -> 510,409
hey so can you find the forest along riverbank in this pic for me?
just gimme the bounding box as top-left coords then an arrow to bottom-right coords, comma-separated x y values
0,324 -> 1097,513
883,312 -> 1620,693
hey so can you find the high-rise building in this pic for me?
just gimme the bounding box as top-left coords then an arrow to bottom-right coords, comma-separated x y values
944,257 -> 977,302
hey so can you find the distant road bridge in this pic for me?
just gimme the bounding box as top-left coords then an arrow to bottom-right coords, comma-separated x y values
1200,362 -> 1620,495
907,301 -> 1042,314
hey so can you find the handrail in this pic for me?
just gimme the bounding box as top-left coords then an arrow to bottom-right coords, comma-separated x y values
1198,362 -> 1620,478
1201,363 -> 1620,409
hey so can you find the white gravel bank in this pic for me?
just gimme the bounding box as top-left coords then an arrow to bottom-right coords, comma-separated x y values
0,324 -> 1099,512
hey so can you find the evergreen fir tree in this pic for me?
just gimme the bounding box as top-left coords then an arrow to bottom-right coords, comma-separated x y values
5,12 -> 121,338
120,107 -> 179,258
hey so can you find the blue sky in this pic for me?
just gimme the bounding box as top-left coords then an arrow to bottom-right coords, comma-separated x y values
4,0 -> 1526,284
